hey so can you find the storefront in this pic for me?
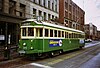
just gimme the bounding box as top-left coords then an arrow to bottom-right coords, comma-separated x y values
0,13 -> 25,61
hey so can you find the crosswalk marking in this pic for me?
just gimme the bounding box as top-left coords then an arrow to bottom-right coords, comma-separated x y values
29,63 -> 53,68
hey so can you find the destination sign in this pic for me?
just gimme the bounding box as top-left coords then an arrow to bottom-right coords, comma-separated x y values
21,23 -> 31,26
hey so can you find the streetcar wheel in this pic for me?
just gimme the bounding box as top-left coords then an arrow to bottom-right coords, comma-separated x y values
79,46 -> 83,49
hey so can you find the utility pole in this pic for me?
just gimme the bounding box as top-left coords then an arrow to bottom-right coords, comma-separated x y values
83,0 -> 84,10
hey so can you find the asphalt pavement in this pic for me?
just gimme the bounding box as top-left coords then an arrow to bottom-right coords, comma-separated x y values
79,53 -> 100,68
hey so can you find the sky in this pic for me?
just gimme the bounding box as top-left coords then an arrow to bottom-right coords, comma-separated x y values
72,0 -> 100,30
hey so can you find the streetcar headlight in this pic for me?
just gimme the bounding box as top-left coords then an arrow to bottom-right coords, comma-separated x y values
31,40 -> 33,42
31,47 -> 33,49
23,43 -> 26,46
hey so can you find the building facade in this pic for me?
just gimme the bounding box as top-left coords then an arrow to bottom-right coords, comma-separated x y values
0,0 -> 28,60
97,31 -> 100,40
84,23 -> 97,40
0,0 -> 59,61
27,0 -> 59,21
59,0 -> 85,31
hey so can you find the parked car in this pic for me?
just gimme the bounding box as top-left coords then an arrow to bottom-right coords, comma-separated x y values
85,39 -> 92,42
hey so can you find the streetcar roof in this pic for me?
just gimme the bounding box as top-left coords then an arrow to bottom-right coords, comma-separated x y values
22,19 -> 85,34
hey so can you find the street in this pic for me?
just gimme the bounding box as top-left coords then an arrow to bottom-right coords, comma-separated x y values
0,41 -> 100,68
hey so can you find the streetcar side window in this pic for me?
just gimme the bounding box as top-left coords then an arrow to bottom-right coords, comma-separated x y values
76,34 -> 79,38
65,32 -> 68,38
40,28 -> 43,37
83,35 -> 85,38
36,28 -> 43,37
45,29 -> 49,37
50,29 -> 53,37
79,34 -> 81,38
28,28 -> 34,36
65,32 -> 67,38
54,30 -> 57,37
72,33 -> 74,38
76,34 -> 78,38
62,31 -> 64,37
67,32 -> 69,38
81,35 -> 84,38
75,34 -> 77,38
22,28 -> 26,36
73,33 -> 75,38
69,33 -> 72,38
36,28 -> 39,37
77,34 -> 79,38
58,31 -> 61,37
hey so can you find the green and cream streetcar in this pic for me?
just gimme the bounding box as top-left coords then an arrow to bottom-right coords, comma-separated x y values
18,19 -> 85,59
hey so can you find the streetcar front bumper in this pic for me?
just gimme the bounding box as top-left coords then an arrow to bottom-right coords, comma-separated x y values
19,49 -> 43,55
19,50 -> 26,54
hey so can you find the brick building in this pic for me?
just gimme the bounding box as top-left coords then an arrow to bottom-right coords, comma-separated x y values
84,23 -> 97,40
59,0 -> 85,31
0,0 -> 28,60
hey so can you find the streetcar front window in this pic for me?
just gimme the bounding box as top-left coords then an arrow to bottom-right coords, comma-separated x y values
22,28 -> 26,36
28,28 -> 34,36
22,27 -> 34,37
36,28 -> 43,37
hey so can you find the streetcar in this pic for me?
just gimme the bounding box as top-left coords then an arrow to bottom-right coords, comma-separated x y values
18,19 -> 85,59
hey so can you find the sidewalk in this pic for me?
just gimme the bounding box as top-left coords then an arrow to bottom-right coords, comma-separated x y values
85,41 -> 100,48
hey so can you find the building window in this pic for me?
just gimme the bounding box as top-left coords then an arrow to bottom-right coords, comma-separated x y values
39,10 -> 42,16
44,0 -> 46,7
20,3 -> 25,17
55,4 -> 57,12
52,15 -> 54,20
65,20 -> 68,27
44,12 -> 46,20
52,2 -> 54,11
55,0 -> 57,12
48,1 -> 50,9
39,0 -> 41,5
9,0 -> 16,15
0,0 -> 3,12
65,2 -> 68,10
65,11 -> 68,18
69,5 -> 72,12
69,13 -> 71,19
48,14 -> 51,20
32,0 -> 35,2
19,12 -> 22,17
73,24 -> 75,29
33,8 -> 36,17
